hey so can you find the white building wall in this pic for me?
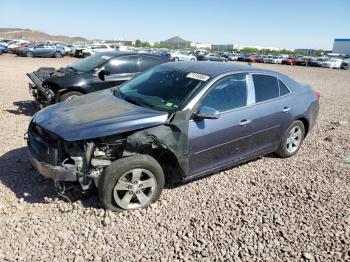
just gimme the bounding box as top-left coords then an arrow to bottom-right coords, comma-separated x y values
333,39 -> 350,55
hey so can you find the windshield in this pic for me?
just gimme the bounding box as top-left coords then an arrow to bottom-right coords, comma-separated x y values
70,53 -> 111,72
116,66 -> 208,112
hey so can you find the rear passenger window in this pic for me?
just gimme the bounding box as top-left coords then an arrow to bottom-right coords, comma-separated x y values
253,74 -> 279,102
142,56 -> 163,71
278,80 -> 290,96
106,56 -> 139,74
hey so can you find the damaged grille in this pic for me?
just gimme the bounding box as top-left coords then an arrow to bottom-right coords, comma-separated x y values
28,122 -> 61,165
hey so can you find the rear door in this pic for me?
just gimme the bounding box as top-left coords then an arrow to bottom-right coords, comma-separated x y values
249,74 -> 293,154
91,55 -> 141,91
188,74 -> 256,175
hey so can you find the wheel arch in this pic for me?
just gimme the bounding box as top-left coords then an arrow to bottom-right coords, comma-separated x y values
296,117 -> 309,137
137,146 -> 183,183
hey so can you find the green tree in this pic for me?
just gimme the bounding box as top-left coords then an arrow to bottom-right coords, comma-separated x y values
135,39 -> 142,47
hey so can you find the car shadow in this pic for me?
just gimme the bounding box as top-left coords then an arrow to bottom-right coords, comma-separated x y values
5,100 -> 36,116
0,147 -> 100,208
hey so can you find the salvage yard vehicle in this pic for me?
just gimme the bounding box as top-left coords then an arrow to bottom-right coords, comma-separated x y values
206,53 -> 227,62
27,51 -> 170,108
170,51 -> 197,61
81,44 -> 115,57
321,58 -> 343,69
18,43 -> 65,58
27,62 -> 320,211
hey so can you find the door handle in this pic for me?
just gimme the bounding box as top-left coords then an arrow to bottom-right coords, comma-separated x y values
239,119 -> 251,126
282,107 -> 292,113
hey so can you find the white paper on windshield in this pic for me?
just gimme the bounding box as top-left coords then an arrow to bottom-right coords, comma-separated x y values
186,72 -> 210,81
101,56 -> 111,60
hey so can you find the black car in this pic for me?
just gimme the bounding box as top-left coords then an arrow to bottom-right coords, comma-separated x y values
27,52 -> 170,108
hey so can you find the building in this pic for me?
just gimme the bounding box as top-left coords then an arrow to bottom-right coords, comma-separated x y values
160,36 -> 191,49
191,42 -> 212,50
211,44 -> 235,51
333,39 -> 350,55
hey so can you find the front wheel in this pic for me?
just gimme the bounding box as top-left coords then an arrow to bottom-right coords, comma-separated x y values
276,120 -> 305,158
26,51 -> 34,58
58,91 -> 83,102
98,154 -> 165,211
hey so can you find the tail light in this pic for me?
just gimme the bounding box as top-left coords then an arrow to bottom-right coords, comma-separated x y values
313,90 -> 320,100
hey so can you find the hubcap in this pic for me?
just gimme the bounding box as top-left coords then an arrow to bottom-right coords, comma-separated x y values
286,126 -> 302,153
113,168 -> 157,210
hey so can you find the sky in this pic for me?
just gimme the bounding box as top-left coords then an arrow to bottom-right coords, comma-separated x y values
1,0 -> 349,50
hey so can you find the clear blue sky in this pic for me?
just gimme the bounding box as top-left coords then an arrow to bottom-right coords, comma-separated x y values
1,0 -> 349,49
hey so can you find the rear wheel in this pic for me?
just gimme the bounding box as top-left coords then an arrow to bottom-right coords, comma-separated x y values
26,51 -> 33,58
58,91 -> 83,102
174,57 -> 179,61
54,52 -> 63,58
276,120 -> 305,158
98,154 -> 165,212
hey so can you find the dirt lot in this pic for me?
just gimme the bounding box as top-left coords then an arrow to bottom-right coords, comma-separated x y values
0,54 -> 349,261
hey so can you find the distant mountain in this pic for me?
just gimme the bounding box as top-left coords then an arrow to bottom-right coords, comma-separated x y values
0,28 -> 87,42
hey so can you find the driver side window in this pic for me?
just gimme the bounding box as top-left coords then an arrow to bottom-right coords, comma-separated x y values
201,74 -> 248,112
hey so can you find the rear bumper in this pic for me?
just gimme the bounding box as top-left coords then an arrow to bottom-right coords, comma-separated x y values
28,145 -> 77,182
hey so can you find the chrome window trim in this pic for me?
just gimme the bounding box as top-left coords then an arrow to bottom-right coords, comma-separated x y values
183,71 -> 251,112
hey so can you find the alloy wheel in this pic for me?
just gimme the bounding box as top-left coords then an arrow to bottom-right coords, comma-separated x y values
286,126 -> 302,154
113,168 -> 157,210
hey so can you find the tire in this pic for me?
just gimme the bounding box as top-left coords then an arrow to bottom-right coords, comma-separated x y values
98,154 -> 165,212
190,58 -> 195,61
54,52 -> 63,58
174,57 -> 179,61
26,51 -> 33,58
83,53 -> 90,58
276,120 -> 305,158
58,91 -> 83,102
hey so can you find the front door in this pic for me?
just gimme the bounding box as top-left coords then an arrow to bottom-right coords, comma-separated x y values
188,74 -> 255,175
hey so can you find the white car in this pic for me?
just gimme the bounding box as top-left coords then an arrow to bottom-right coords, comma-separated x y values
7,40 -> 29,49
321,58 -> 343,69
170,51 -> 196,61
267,55 -> 283,64
82,44 -> 115,57
228,53 -> 240,61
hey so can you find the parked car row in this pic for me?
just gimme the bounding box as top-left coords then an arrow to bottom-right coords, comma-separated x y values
231,53 -> 350,69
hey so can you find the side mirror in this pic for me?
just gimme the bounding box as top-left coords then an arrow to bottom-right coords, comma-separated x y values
98,69 -> 110,81
193,106 -> 220,120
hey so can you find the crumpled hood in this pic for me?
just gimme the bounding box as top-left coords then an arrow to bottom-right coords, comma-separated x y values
33,90 -> 168,141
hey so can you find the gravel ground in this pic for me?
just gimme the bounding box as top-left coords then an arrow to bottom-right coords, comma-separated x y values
0,54 -> 349,261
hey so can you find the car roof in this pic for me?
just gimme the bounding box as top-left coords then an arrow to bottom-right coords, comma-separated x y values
159,61 -> 272,77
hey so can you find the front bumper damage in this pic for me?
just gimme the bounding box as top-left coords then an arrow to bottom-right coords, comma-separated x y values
28,146 -> 77,181
27,70 -> 55,108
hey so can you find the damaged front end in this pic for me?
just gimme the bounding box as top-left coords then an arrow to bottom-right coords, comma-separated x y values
27,120 -> 128,195
27,109 -> 191,200
27,68 -> 57,109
